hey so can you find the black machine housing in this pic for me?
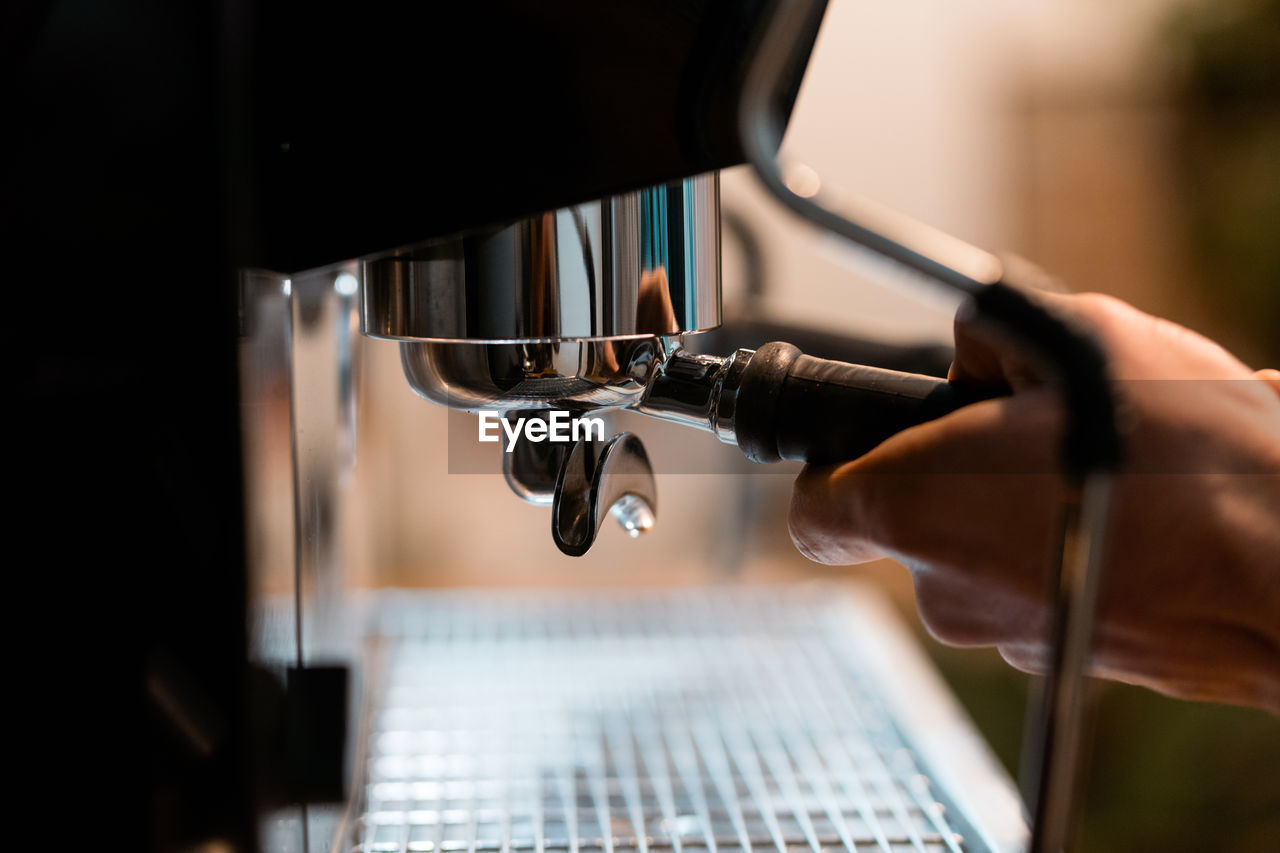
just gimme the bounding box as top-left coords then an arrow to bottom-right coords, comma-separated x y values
6,2 -> 824,851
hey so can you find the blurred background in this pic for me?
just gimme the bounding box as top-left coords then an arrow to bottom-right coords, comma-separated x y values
243,1 -> 1280,850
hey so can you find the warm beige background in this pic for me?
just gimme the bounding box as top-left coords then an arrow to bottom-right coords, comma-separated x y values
248,3 -> 1280,851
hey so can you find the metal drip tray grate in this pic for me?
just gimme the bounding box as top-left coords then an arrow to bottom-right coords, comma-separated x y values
351,586 -> 1017,853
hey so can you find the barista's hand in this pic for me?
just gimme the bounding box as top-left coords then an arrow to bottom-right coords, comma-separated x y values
789,292 -> 1280,714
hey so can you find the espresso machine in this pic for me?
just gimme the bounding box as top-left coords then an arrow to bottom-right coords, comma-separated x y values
11,2 -> 1121,852
354,167 -> 997,556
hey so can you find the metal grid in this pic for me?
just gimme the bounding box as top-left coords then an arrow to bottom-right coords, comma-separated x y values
352,588 -> 976,853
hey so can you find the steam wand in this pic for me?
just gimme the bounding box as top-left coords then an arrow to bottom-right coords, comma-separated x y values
735,3 -> 1123,851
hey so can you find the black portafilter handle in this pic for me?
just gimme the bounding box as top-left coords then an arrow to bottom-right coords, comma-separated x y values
731,341 -> 999,465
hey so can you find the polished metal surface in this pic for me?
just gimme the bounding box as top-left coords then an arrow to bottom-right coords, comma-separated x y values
399,336 -> 769,556
395,335 -> 704,555
634,347 -> 753,445
498,413 -> 657,556
239,268 -> 301,672
241,264 -> 365,668
1026,475 -> 1114,853
361,173 -> 721,343
361,172 -> 720,556
400,338 -> 667,415
399,336 -> 758,440
287,264 -> 365,664
502,413 -> 569,506
348,585 -> 1025,853
551,432 -> 656,557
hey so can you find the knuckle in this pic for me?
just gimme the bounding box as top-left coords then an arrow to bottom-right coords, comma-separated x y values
912,574 -> 977,646
787,474 -> 838,564
787,471 -> 824,532
915,601 -> 969,646
1065,291 -> 1123,325
786,505 -> 824,563
829,467 -> 887,541
1070,291 -> 1125,317
913,571 -> 1034,649
862,484 -> 903,551
788,465 -> 890,565
1064,292 -> 1135,340
998,644 -> 1046,674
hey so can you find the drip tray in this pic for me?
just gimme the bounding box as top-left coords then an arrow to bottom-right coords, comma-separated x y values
349,584 -> 1026,853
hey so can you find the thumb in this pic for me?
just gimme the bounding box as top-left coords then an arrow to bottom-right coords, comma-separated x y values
947,299 -> 1046,390
789,388 -> 1063,566
1256,368 -> 1280,401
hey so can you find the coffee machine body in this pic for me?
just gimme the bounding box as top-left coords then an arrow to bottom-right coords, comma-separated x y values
10,2 -> 827,851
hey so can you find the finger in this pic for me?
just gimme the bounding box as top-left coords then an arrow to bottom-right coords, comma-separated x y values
789,464 -> 890,565
997,643 -> 1047,675
947,290 -> 1183,387
913,567 -> 1052,647
788,387 -> 1078,651
788,388 -> 1064,575
1256,368 -> 1280,401
948,298 -> 1048,389
1036,291 -> 1253,380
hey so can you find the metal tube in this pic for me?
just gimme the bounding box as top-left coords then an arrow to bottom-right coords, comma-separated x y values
734,5 -> 1124,851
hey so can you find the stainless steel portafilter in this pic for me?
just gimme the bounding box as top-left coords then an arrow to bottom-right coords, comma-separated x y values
360,172 -> 985,556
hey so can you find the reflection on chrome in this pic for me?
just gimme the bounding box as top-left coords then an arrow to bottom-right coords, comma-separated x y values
361,173 -> 720,343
